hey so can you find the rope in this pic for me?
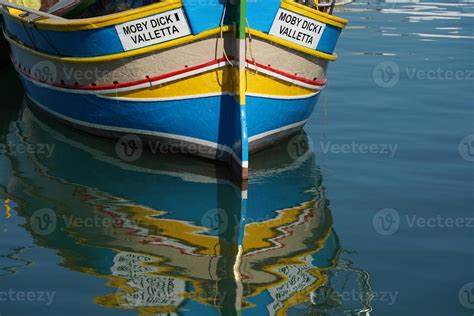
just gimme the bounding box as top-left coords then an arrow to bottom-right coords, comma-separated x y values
215,2 -> 235,88
245,18 -> 258,76
220,3 -> 233,67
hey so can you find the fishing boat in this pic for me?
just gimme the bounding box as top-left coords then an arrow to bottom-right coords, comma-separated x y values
0,0 -> 348,179
1,100 -> 373,315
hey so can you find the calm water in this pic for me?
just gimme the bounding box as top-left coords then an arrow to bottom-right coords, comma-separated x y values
1,1 -> 473,315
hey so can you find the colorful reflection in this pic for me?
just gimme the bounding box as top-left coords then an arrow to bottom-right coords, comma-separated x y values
1,99 -> 374,315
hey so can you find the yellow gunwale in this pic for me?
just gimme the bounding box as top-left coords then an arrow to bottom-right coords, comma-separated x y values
3,26 -> 232,63
2,0 -> 182,31
2,0 -> 348,32
248,28 -> 337,61
281,0 -> 348,28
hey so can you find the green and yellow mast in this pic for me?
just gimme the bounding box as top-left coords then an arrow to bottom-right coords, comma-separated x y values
227,0 -> 249,179
237,0 -> 247,107
232,4 -> 248,314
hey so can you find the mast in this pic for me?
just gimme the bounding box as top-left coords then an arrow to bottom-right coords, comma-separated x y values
237,0 -> 246,108
233,4 -> 247,313
229,0 -> 249,180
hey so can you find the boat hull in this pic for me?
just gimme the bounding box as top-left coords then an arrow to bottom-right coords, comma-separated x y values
2,0 -> 348,178
20,73 -> 319,170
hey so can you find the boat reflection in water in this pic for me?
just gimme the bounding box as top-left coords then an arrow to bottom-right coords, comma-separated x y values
5,99 -> 373,315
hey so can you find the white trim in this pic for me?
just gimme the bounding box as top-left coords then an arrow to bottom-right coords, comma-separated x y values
98,91 -> 319,102
246,91 -> 319,100
249,119 -> 309,143
15,61 -> 326,96
17,61 -> 323,96
97,91 -> 233,102
21,73 -> 319,102
27,94 -> 247,167
18,61 -> 231,95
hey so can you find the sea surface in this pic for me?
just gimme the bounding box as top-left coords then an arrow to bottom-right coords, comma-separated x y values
0,1 -> 473,315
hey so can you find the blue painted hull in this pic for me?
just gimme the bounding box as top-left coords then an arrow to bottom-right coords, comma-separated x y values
21,75 -> 319,167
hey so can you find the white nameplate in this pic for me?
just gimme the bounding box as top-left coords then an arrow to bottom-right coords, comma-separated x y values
269,8 -> 326,50
116,8 -> 192,51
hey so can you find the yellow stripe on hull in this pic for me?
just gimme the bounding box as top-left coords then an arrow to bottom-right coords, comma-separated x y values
103,68 -> 318,100
246,71 -> 317,97
104,67 -> 235,100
